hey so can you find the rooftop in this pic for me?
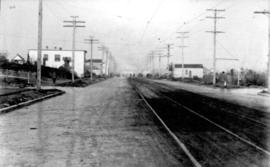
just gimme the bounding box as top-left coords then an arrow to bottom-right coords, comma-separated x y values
174,64 -> 203,68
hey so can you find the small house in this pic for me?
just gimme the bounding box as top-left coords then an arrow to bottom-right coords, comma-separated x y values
12,54 -> 25,64
173,64 -> 204,78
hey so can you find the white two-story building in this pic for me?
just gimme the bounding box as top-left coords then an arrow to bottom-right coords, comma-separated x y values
28,49 -> 87,77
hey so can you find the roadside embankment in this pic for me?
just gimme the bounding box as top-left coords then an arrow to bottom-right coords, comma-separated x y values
0,88 -> 65,113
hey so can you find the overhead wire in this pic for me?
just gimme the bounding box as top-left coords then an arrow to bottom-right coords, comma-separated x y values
138,0 -> 165,43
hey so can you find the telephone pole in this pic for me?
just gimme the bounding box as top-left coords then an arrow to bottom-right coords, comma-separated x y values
148,51 -> 156,74
254,1 -> 270,92
98,45 -> 106,76
36,0 -> 43,90
177,32 -> 189,80
206,9 -> 225,85
105,48 -> 110,76
107,52 -> 112,76
85,36 -> 98,80
165,44 -> 173,69
153,50 -> 165,77
63,16 -> 85,83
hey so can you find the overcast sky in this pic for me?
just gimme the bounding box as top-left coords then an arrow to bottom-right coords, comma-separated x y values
0,0 -> 268,73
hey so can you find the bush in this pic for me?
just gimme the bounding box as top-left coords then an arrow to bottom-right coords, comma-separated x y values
243,70 -> 266,86
0,62 -> 74,80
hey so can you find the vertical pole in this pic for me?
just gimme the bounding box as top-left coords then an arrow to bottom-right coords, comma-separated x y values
101,48 -> 104,75
151,56 -> 153,73
90,39 -> 93,80
107,53 -> 111,76
105,50 -> 108,76
237,68 -> 240,87
167,45 -> 170,68
153,56 -> 155,74
158,55 -> 161,77
213,10 -> 217,85
71,17 -> 76,83
268,0 -> 270,91
37,0 -> 43,90
181,38 -> 185,80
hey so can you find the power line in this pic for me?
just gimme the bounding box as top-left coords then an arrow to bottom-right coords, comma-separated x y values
139,0 -> 165,43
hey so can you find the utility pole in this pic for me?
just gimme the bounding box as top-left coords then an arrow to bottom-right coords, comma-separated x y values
206,9 -> 225,85
148,51 -> 155,74
63,16 -> 85,83
153,50 -> 165,77
254,2 -> 270,92
177,32 -> 189,80
85,36 -> 98,80
105,49 -> 110,76
36,0 -> 43,90
107,52 -> 112,76
165,44 -> 173,69
98,45 -> 106,76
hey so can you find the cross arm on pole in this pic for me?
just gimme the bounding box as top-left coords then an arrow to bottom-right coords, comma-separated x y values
254,10 -> 270,14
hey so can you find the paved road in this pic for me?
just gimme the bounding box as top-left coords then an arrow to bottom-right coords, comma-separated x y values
0,78 -> 189,167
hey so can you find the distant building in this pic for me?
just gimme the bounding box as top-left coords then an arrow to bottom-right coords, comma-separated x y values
28,49 -> 87,77
173,64 -> 204,78
85,59 -> 104,75
12,54 -> 25,64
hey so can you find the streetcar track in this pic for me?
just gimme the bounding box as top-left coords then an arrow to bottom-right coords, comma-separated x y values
134,87 -> 202,167
163,94 -> 270,156
151,81 -> 269,127
131,79 -> 270,161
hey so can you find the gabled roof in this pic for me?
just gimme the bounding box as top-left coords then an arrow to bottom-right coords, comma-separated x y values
12,54 -> 25,61
174,64 -> 203,68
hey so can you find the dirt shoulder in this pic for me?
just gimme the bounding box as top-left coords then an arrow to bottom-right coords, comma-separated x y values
0,88 -> 65,113
55,77 -> 107,87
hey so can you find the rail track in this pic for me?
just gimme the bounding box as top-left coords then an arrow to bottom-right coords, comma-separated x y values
131,78 -> 270,167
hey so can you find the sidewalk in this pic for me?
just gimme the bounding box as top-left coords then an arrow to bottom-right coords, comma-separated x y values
154,79 -> 270,112
0,78 -> 189,167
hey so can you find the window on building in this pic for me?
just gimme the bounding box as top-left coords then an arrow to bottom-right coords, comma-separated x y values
55,54 -> 61,62
185,69 -> 188,75
43,54 -> 48,61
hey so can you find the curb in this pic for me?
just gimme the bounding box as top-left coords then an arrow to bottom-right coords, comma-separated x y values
0,89 -> 33,97
257,90 -> 270,97
0,90 -> 65,114
258,92 -> 270,97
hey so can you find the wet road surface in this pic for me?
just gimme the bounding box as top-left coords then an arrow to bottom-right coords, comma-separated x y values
0,78 -> 190,167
